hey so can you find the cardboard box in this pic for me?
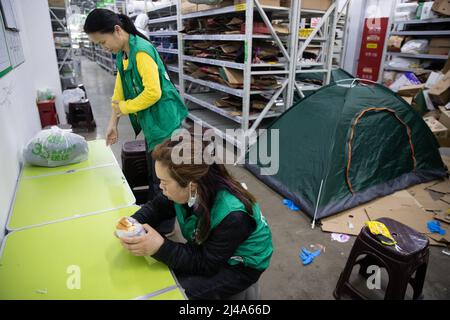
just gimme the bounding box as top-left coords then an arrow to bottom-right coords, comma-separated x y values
424,116 -> 449,138
432,0 -> 450,16
182,0 -> 233,14
49,0 -> 65,7
430,38 -> 450,48
240,22 -> 289,35
302,0 -> 332,10
388,35 -> 404,52
181,0 -> 197,14
389,72 -> 421,92
437,136 -> 450,147
429,38 -> 450,56
281,0 -> 332,10
220,67 -> 243,85
429,70 -> 450,105
429,46 -> 450,55
420,1 -> 440,19
398,84 -> 425,96
400,95 -> 414,105
439,105 -> 450,129
425,71 -> 444,89
443,57 -> 450,74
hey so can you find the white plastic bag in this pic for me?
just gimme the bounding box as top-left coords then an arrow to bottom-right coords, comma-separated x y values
62,88 -> 86,113
395,3 -> 418,13
37,88 -> 55,102
387,57 -> 420,69
401,39 -> 429,54
23,126 -> 88,167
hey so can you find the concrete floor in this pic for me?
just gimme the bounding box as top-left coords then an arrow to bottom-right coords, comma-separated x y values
76,56 -> 450,300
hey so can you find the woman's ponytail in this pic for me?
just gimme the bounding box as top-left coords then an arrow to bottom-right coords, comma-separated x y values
84,8 -> 176,87
84,8 -> 148,42
117,14 -> 149,41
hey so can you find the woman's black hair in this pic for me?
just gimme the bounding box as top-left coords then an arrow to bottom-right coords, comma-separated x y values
83,8 -> 149,41
83,8 -> 176,88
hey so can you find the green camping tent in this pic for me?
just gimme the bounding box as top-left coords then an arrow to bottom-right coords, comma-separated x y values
245,80 -> 447,221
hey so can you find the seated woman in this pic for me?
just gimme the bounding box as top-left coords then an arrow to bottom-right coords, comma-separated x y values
117,134 -> 273,300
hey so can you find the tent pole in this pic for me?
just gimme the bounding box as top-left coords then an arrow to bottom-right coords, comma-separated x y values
312,179 -> 324,229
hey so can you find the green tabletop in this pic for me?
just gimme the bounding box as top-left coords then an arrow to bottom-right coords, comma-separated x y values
148,287 -> 186,300
0,206 -> 184,300
8,165 -> 135,231
22,139 -> 117,179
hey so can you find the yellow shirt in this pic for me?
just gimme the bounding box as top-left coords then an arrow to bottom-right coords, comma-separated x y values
112,52 -> 162,114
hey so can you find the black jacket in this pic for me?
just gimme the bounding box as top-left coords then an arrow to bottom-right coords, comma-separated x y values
131,193 -> 257,276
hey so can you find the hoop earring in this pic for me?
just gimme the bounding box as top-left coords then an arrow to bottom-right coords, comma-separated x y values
188,182 -> 197,208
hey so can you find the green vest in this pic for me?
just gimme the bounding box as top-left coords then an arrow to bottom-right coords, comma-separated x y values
116,34 -> 188,151
174,190 -> 273,271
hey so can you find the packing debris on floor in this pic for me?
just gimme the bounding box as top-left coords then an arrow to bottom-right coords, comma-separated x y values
321,154 -> 450,247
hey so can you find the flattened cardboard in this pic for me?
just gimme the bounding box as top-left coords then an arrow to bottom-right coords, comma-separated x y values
426,179 -> 450,194
426,235 -> 447,246
432,0 -> 450,16
429,70 -> 450,106
320,206 -> 370,236
220,67 -> 243,85
220,43 -> 241,54
441,155 -> 450,171
407,181 -> 450,211
321,190 -> 421,235
365,207 -> 434,234
440,193 -> 450,204
423,117 -> 448,138
397,84 -> 425,97
434,210 -> 450,224
365,190 -> 424,214
438,106 -> 450,129
400,96 -> 413,105
426,221 -> 450,243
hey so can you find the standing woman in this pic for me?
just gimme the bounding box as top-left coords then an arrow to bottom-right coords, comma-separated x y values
83,9 -> 188,231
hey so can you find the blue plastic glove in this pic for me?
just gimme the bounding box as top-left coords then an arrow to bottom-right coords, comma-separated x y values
427,220 -> 446,235
283,199 -> 300,211
299,247 -> 321,266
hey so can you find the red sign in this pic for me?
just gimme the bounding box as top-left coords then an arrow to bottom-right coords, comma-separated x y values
356,17 -> 389,81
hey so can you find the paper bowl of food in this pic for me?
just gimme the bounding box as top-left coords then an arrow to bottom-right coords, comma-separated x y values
115,216 -> 146,238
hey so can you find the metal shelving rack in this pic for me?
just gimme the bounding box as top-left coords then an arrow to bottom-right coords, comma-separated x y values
379,1 -> 450,83
49,1 -> 77,90
81,39 -> 95,61
179,1 -> 293,147
334,0 -> 350,68
180,1 -> 341,147
146,1 -> 180,91
286,1 -> 339,105
93,44 -> 117,75
127,0 -> 341,147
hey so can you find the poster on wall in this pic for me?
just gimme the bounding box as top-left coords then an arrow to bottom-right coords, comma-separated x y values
5,29 -> 24,67
356,17 -> 389,82
0,0 -> 18,31
0,14 -> 12,78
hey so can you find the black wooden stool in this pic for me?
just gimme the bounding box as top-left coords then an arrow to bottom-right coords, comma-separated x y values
67,100 -> 96,131
121,140 -> 149,205
334,217 -> 429,300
